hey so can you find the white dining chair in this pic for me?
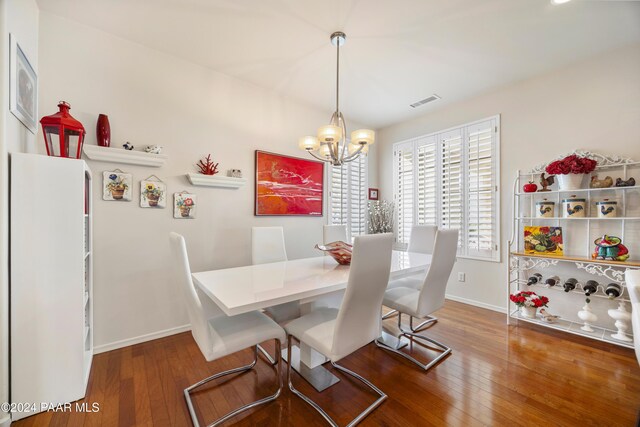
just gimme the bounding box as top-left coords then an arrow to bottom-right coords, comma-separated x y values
252,226 -> 301,365
383,225 -> 438,318
284,233 -> 394,426
170,232 -> 285,427
323,224 -> 348,244
625,269 -> 640,366
377,229 -> 458,371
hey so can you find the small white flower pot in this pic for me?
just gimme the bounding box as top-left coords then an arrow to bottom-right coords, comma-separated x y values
520,306 -> 538,319
557,174 -> 585,191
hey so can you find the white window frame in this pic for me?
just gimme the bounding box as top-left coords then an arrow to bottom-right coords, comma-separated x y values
326,154 -> 369,240
393,115 -> 501,262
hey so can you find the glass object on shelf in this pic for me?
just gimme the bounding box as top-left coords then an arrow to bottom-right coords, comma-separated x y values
526,273 -> 542,286
584,280 -> 599,296
563,278 -> 577,292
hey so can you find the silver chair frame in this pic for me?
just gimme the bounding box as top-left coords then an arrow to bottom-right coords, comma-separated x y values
184,340 -> 283,427
382,310 -> 438,333
376,312 -> 451,371
286,335 -> 387,427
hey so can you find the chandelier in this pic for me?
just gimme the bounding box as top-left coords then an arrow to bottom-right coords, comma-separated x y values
298,32 -> 375,166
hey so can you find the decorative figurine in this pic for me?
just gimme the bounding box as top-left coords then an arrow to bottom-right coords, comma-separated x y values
590,175 -> 613,188
228,169 -> 243,178
122,142 -> 134,150
608,302 -> 632,342
144,145 -> 162,154
196,154 -> 219,175
523,181 -> 537,193
615,177 -> 636,187
593,235 -> 629,261
539,173 -> 555,192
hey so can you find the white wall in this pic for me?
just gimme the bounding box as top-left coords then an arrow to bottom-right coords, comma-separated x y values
38,12 -> 374,352
378,43 -> 640,312
0,0 -> 38,424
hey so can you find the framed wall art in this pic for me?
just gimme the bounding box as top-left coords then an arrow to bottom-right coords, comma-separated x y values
140,175 -> 166,208
9,33 -> 38,134
174,192 -> 196,219
103,170 -> 132,201
368,188 -> 379,200
255,150 -> 324,216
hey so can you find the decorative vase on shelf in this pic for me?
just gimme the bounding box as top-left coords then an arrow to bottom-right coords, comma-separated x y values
557,174 -> 585,191
578,301 -> 598,332
520,306 -> 538,319
96,114 -> 111,147
608,302 -> 632,342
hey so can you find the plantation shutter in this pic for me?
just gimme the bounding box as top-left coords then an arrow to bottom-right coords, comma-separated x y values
392,115 -> 500,261
329,155 -> 368,240
440,129 -> 464,250
416,137 -> 438,226
394,142 -> 414,246
466,120 -> 497,258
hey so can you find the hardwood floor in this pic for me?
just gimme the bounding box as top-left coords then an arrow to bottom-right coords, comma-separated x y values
13,301 -> 640,426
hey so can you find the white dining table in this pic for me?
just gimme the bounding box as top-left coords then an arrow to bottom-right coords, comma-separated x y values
192,250 -> 431,391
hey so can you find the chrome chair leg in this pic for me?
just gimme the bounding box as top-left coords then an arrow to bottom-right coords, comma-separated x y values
184,340 -> 283,427
409,315 -> 438,333
375,312 -> 451,371
287,334 -> 387,427
381,309 -> 398,320
257,344 -> 278,366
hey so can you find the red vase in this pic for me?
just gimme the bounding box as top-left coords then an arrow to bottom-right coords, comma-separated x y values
96,114 -> 111,147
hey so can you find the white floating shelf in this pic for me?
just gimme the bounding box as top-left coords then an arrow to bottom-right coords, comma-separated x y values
186,173 -> 246,188
83,145 -> 168,167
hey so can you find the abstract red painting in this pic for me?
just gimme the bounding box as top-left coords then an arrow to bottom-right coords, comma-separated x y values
255,151 -> 324,216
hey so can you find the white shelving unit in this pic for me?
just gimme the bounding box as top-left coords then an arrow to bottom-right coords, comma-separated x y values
10,154 -> 93,421
83,144 -> 167,167
186,173 -> 246,188
508,150 -> 640,349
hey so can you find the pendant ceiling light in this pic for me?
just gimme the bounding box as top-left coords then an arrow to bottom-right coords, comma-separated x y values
298,32 -> 374,166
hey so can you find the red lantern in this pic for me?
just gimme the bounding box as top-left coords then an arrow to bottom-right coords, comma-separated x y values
40,101 -> 86,159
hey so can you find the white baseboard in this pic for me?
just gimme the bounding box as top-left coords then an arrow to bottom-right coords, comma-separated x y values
445,294 -> 507,314
0,414 -> 11,427
93,324 -> 191,354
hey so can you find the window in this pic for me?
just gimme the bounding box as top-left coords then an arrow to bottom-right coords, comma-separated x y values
329,155 -> 368,240
393,116 -> 500,261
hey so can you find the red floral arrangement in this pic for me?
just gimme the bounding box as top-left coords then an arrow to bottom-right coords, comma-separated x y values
545,154 -> 597,175
509,291 -> 549,308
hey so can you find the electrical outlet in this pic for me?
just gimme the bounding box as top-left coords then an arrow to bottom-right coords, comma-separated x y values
458,272 -> 466,282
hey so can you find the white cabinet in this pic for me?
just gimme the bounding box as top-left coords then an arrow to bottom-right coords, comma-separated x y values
10,154 -> 93,421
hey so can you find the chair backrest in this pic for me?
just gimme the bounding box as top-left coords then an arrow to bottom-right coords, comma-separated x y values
416,229 -> 459,316
323,225 -> 348,244
332,233 -> 394,361
169,232 -> 214,359
625,269 -> 640,366
252,226 -> 288,265
408,225 -> 437,254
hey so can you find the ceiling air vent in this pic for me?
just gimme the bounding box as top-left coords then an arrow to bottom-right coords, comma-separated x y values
410,94 -> 441,108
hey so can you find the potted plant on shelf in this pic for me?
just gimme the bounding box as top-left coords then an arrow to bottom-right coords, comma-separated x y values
510,290 -> 549,319
106,174 -> 128,200
545,154 -> 597,191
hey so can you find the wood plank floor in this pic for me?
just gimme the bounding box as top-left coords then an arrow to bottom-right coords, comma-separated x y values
13,301 -> 640,426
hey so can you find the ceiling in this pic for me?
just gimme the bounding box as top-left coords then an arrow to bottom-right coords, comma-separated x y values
37,0 -> 640,129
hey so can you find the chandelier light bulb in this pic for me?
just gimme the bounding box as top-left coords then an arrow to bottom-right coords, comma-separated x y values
351,129 -> 375,146
298,136 -> 320,151
318,124 -> 342,144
